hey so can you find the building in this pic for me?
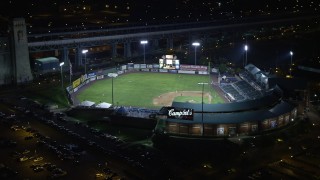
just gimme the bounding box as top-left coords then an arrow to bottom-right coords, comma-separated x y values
158,85 -> 298,138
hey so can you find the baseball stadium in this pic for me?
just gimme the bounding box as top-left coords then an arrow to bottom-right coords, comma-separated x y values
66,55 -> 300,138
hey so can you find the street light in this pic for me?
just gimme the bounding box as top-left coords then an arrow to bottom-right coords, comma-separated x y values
59,62 -> 65,89
290,51 -> 293,76
198,82 -> 208,136
244,44 -> 248,67
82,49 -> 88,75
140,40 -> 148,64
192,42 -> 200,65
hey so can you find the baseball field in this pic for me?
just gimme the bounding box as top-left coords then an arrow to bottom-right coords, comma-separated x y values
76,72 -> 225,108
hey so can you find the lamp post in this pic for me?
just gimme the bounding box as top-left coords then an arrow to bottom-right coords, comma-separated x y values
290,51 -> 293,65
59,62 -> 64,89
82,49 -> 88,75
112,76 -> 114,105
244,44 -> 248,67
290,51 -> 293,76
198,82 -> 208,136
140,40 -> 148,64
192,42 -> 200,65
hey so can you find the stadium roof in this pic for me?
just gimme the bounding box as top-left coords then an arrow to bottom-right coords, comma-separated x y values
166,101 -> 295,124
171,88 -> 281,113
35,57 -> 59,64
96,102 -> 112,108
79,100 -> 95,107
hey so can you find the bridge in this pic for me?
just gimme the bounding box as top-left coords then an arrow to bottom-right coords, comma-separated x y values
27,15 -> 319,67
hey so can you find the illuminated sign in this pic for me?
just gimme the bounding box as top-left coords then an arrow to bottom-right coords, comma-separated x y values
159,54 -> 180,70
166,107 -> 193,120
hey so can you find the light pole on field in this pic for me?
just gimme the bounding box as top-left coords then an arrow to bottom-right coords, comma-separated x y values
198,82 -> 208,136
82,49 -> 88,75
140,40 -> 148,64
112,76 -> 114,105
192,42 -> 200,65
59,62 -> 65,89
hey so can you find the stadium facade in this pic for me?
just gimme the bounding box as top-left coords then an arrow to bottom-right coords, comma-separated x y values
158,86 -> 298,137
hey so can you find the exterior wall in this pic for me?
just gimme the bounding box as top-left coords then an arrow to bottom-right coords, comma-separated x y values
239,122 -> 250,134
291,108 -> 297,120
166,122 -> 178,134
189,124 -> 201,136
251,123 -> 259,132
269,118 -> 278,129
164,108 -> 297,137
179,123 -> 189,135
278,115 -> 284,126
203,124 -> 214,136
215,124 -> 229,136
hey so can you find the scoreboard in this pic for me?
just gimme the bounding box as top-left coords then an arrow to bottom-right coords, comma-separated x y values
159,55 -> 180,70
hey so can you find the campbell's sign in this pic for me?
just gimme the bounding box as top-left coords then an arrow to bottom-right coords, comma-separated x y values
166,107 -> 193,120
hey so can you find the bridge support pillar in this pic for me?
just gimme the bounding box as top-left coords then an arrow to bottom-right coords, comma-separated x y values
62,47 -> 69,65
76,46 -> 83,67
152,39 -> 159,50
112,43 -> 117,58
166,38 -> 173,50
124,42 -> 131,58
11,18 -> 33,84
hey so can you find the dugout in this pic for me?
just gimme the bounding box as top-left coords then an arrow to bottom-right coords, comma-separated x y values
34,57 -> 60,74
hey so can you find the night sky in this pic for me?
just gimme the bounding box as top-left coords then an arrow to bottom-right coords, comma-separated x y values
0,0 -> 319,30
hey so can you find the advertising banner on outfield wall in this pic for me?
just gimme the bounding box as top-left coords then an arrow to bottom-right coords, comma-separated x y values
90,77 -> 96,82
96,75 -> 104,80
140,64 -> 147,69
121,65 -> 127,71
141,69 -> 149,72
178,70 -> 195,74
198,71 -> 208,75
134,64 -> 140,69
159,69 -> 168,73
150,69 -> 158,72
128,63 -> 134,69
180,64 -> 207,71
147,64 -> 153,68
168,70 -> 178,73
72,78 -> 81,89
80,75 -> 87,83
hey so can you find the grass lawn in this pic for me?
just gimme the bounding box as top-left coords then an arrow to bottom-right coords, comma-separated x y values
5,82 -> 71,108
77,72 -> 224,108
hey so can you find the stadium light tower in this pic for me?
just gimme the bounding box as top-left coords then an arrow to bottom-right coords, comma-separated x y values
290,51 -> 293,76
82,49 -> 88,75
244,44 -> 248,67
198,82 -> 208,136
290,51 -> 293,65
140,40 -> 148,64
59,62 -> 65,89
192,42 -> 200,65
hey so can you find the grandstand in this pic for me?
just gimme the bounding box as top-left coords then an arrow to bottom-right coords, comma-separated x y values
219,64 -> 269,102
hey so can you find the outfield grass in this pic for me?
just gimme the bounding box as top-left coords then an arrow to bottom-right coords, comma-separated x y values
77,72 -> 224,108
